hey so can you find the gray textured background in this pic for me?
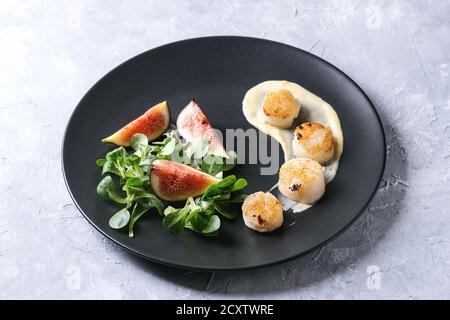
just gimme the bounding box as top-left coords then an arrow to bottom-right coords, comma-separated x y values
0,0 -> 449,299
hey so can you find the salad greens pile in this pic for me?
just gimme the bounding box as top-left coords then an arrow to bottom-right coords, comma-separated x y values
163,175 -> 247,235
96,130 -> 247,237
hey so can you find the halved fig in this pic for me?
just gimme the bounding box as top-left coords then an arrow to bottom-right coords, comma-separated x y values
102,101 -> 170,146
176,100 -> 228,158
151,160 -> 220,201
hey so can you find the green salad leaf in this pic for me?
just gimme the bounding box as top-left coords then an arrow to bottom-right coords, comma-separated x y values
96,130 -> 247,237
130,133 -> 148,150
97,176 -> 127,204
109,208 -> 131,229
214,203 -> 236,219
163,208 -> 189,234
96,159 -> 106,167
128,199 -> 151,237
199,215 -> 221,234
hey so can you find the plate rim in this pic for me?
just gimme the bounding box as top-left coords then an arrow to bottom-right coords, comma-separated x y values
61,36 -> 387,271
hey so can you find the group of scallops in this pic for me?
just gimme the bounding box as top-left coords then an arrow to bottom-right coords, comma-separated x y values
242,89 -> 335,232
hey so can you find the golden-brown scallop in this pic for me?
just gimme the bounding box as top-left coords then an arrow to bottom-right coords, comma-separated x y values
278,158 -> 325,204
259,89 -> 300,128
242,192 -> 283,232
292,122 -> 335,164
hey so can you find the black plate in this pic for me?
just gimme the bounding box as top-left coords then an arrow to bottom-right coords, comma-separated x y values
62,36 -> 385,270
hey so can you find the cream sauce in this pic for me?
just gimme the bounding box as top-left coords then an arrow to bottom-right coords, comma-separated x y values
242,80 -> 344,213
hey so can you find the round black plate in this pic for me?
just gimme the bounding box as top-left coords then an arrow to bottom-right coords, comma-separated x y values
62,36 -> 385,270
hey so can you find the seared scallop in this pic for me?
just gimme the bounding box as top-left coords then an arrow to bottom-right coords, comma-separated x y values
278,158 -> 325,204
242,192 -> 283,232
259,89 -> 300,128
292,122 -> 334,164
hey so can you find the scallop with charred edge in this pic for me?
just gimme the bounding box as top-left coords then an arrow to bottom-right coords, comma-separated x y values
278,158 -> 325,204
259,89 -> 300,128
242,192 -> 283,232
292,122 -> 335,164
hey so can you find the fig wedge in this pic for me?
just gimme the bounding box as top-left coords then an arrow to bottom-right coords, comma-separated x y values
151,160 -> 220,201
176,100 -> 228,158
102,101 -> 170,146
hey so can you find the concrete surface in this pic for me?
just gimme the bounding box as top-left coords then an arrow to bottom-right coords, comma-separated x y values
0,0 -> 449,299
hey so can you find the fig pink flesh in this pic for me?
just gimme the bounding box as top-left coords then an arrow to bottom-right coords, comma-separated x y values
176,100 -> 227,158
151,160 -> 219,201
102,101 -> 170,146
